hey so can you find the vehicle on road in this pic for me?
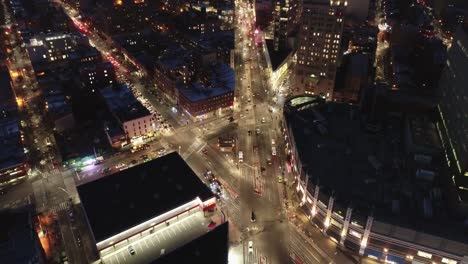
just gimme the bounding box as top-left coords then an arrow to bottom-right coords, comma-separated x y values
238,151 -> 243,163
157,147 -> 166,155
248,241 -> 254,253
272,146 -> 276,156
278,176 -> 283,183
251,211 -> 256,222
115,163 -> 126,170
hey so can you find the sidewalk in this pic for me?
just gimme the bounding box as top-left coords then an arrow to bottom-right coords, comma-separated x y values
284,181 -> 373,264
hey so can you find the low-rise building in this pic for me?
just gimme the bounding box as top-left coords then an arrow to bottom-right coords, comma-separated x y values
77,152 -> 222,263
100,85 -> 156,143
177,63 -> 235,119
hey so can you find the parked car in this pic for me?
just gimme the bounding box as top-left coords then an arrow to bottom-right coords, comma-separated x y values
128,245 -> 136,256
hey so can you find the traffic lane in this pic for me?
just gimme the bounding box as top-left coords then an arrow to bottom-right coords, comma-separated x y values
75,141 -> 171,185
251,221 -> 290,264
288,225 -> 326,264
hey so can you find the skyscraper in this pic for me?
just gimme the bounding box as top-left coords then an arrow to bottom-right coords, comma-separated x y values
294,0 -> 346,99
437,25 -> 468,200
273,0 -> 302,51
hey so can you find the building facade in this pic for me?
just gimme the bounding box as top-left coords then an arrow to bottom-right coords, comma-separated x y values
273,0 -> 302,51
283,95 -> 468,264
79,62 -> 116,92
294,0 -> 345,99
437,26 -> 468,204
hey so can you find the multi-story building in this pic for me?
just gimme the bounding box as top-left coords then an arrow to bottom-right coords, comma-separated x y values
437,25 -> 468,204
79,62 -> 116,92
283,95 -> 468,264
0,69 -> 28,187
294,0 -> 345,99
333,53 -> 370,103
100,85 -> 156,144
273,0 -> 302,51
344,0 -> 369,22
26,33 -> 95,71
27,33 -> 77,65
254,0 -> 274,29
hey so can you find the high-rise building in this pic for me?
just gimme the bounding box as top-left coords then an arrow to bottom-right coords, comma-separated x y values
344,0 -> 369,22
273,0 -> 302,51
294,0 -> 345,99
437,26 -> 468,201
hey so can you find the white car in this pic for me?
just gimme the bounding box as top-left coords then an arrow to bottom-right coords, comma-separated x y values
248,241 -> 253,254
115,163 -> 126,170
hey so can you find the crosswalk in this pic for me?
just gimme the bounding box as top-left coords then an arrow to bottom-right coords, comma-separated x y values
38,201 -> 71,214
181,140 -> 206,159
0,196 -> 31,210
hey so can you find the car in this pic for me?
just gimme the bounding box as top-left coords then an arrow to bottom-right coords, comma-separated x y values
130,159 -> 138,164
260,167 -> 266,174
255,128 -> 260,134
115,163 -> 126,169
267,158 -> 272,165
261,117 -> 266,123
140,154 -> 148,160
250,211 -> 256,222
248,130 -> 252,135
278,176 -> 283,183
128,245 -> 136,256
248,241 -> 254,253
157,147 -> 166,155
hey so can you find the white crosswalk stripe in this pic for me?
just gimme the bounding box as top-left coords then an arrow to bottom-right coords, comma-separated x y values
47,201 -> 71,214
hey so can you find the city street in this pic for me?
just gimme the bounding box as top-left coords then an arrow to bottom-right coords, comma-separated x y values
0,0 -> 365,263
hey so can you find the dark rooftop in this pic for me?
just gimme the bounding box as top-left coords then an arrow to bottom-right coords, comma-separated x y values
0,68 -> 16,112
153,222 -> 228,264
283,95 -> 468,244
100,84 -> 151,122
265,39 -> 292,71
177,63 -> 235,102
77,152 -> 213,242
0,206 -> 44,264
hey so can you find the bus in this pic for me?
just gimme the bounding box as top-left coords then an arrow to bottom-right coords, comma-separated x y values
238,151 -> 243,163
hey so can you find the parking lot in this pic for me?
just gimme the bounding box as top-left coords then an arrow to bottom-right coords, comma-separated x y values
97,211 -> 211,264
